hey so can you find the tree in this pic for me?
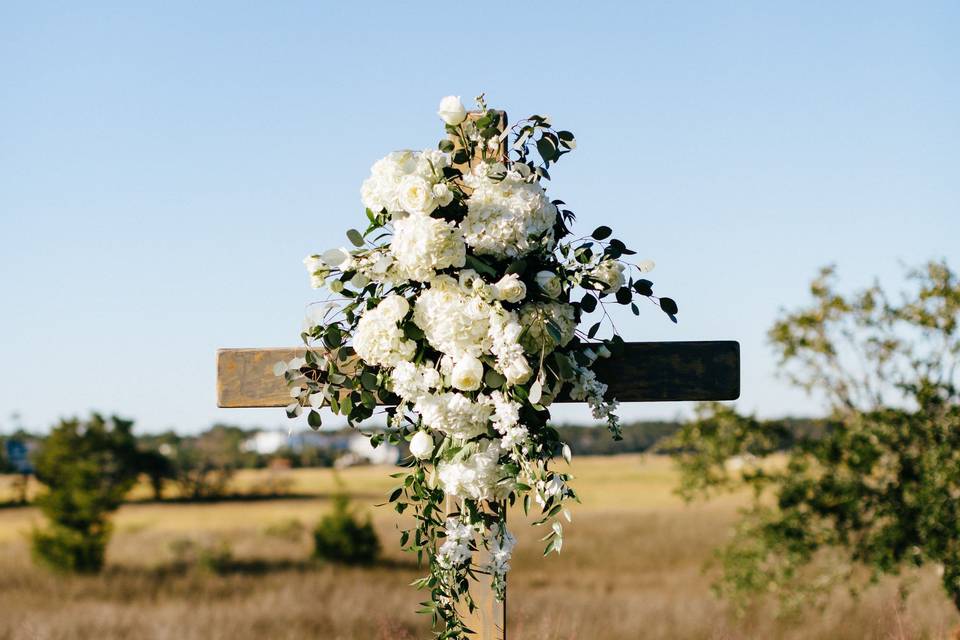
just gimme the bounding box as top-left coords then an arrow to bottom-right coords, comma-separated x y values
170,425 -> 251,499
31,414 -> 141,573
672,261 -> 960,613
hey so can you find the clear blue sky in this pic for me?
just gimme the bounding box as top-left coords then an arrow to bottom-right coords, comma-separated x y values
1,2 -> 958,434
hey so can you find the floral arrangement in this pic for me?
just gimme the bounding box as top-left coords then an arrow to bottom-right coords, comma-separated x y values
283,94 -> 678,637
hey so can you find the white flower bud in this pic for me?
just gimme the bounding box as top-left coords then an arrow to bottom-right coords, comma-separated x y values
437,95 -> 467,126
409,431 -> 435,460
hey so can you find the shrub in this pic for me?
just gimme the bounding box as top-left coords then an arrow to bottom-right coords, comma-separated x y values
31,414 -> 141,573
313,491 -> 379,565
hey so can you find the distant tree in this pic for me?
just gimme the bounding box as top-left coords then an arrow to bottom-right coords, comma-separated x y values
170,425 -> 252,499
136,448 -> 175,501
31,414 -> 141,573
673,261 -> 960,613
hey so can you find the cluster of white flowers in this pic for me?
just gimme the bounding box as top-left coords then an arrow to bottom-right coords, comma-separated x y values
518,301 -> 576,354
390,213 -> 466,282
483,523 -> 517,579
414,392 -> 492,440
490,391 -> 529,450
569,364 -> 620,428
352,294 -> 415,367
292,96 -> 662,631
437,517 -> 475,569
461,163 -> 558,259
437,439 -> 512,501
360,150 -> 451,215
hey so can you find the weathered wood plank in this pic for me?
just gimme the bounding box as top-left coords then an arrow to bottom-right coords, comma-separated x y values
217,341 -> 740,408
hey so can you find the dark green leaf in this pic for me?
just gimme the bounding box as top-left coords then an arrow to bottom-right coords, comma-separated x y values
592,226 -> 612,240
660,297 -> 679,315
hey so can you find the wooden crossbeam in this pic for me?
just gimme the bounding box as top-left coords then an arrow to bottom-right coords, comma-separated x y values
217,341 -> 740,408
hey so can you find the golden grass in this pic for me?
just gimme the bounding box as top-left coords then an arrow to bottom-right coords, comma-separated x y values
0,455 -> 956,639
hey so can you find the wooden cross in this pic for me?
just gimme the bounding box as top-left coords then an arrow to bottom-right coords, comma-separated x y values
215,111 -> 740,639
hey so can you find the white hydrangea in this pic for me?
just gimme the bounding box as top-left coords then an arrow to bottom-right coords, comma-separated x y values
437,517 -> 475,569
437,439 -> 512,501
352,294 -> 416,367
591,259 -> 626,293
390,213 -> 466,282
360,150 -> 451,214
389,361 -> 441,401
518,302 -> 576,354
488,305 -> 533,385
413,281 -> 492,359
414,392 -> 492,440
461,163 -> 558,259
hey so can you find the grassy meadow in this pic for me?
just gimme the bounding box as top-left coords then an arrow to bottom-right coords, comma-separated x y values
0,455 -> 957,639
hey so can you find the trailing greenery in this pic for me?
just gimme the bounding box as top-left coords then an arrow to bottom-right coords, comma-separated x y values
672,261 -> 960,614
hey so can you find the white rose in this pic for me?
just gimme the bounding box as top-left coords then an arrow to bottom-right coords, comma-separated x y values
502,356 -> 532,385
410,431 -> 435,460
534,271 -> 562,298
591,260 -> 626,294
399,175 -> 437,214
451,354 -> 484,391
437,95 -> 467,126
493,274 -> 527,303
433,183 -> 454,207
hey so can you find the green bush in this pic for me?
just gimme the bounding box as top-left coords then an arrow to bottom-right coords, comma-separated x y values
313,492 -> 379,565
31,523 -> 111,573
30,414 -> 140,573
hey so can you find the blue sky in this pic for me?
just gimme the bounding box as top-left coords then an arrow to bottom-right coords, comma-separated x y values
1,2 -> 958,433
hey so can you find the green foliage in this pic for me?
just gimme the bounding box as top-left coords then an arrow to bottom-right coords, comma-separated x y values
673,260 -> 960,613
168,424 -> 252,499
31,414 -> 141,573
313,490 -> 380,566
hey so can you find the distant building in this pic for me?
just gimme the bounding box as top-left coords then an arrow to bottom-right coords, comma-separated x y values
242,429 -> 399,465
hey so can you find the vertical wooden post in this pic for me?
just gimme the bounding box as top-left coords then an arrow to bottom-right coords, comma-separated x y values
448,109 -> 508,640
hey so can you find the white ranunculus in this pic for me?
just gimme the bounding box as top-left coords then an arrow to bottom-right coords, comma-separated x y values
437,95 -> 467,126
409,430 -> 435,460
534,271 -> 562,298
433,183 -> 454,207
451,354 -> 484,391
398,175 -> 437,215
493,273 -> 527,303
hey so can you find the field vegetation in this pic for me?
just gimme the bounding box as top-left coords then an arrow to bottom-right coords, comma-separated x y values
0,455 -> 956,639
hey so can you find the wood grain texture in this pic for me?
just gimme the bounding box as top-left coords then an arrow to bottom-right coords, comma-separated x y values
217,341 -> 740,408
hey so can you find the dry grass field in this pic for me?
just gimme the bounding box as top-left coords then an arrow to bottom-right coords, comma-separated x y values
0,455 -> 957,639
